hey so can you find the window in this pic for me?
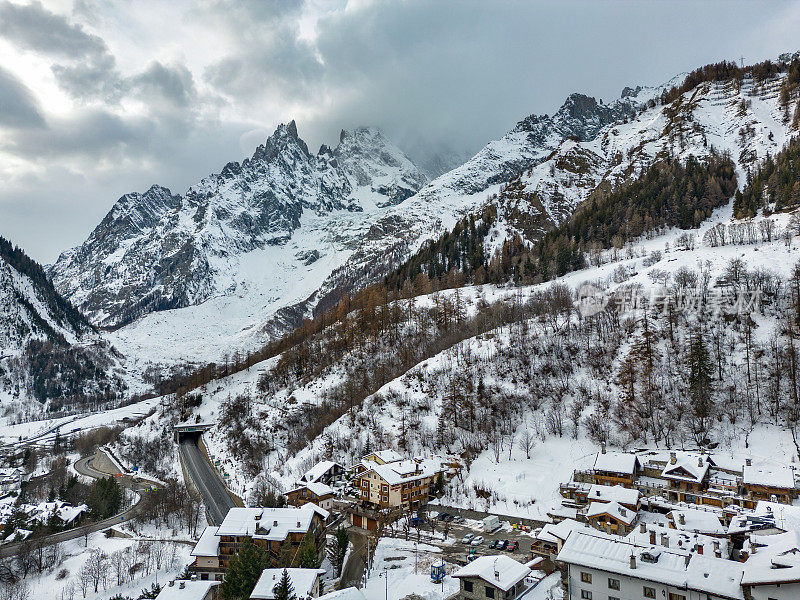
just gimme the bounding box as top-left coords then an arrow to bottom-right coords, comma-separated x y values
463,581 -> 473,592
643,587 -> 656,599
608,597 -> 620,600
581,572 -> 592,584
608,578 -> 620,590
485,586 -> 495,598
668,595 -> 686,600
581,591 -> 592,600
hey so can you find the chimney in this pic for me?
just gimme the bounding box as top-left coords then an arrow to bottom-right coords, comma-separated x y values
713,540 -> 720,552
169,581 -> 175,587
649,530 -> 656,545
661,533 -> 669,547
698,456 -> 704,467
601,442 -> 607,455
746,458 -> 752,466
274,520 -> 278,526
640,522 -> 647,533
670,452 -> 677,465
630,554 -> 636,569
696,544 -> 703,555
179,582 -> 186,589
678,513 -> 686,525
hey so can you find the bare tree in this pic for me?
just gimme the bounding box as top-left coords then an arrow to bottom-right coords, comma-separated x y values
520,427 -> 534,460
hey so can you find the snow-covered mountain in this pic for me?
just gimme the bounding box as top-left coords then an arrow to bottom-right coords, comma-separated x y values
50,65 -> 798,369
0,237 -> 124,411
49,123 -> 426,330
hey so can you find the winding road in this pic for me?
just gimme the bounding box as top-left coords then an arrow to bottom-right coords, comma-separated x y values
179,436 -> 235,526
0,452 -> 149,559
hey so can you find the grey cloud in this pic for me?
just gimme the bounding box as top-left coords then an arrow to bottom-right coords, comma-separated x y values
0,65 -> 45,128
127,61 -> 197,108
0,0 -> 108,60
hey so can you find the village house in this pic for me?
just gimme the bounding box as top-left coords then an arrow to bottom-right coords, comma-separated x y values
250,568 -> 326,600
667,507 -> 727,537
188,504 -> 328,579
591,450 -> 640,488
585,484 -> 640,511
584,501 -> 638,536
660,452 -> 711,504
557,530 -> 747,600
354,456 -> 444,513
741,530 -> 800,600
287,482 -> 335,511
531,519 -> 593,561
742,463 -> 798,504
452,555 -> 532,600
299,461 -> 344,486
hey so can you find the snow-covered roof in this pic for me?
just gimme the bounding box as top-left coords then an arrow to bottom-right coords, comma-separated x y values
154,581 -> 220,600
289,482 -> 334,497
743,464 -> 796,489
593,452 -> 637,475
363,449 -> 404,464
216,504 -> 329,541
669,508 -> 726,535
453,555 -> 530,591
191,526 -> 221,557
364,457 -> 443,486
626,524 -> 729,558
742,530 -> 800,585
587,484 -> 639,506
557,531 -> 744,598
250,568 -> 325,599
586,501 -> 636,525
661,455 -> 710,484
299,460 -> 342,483
536,518 -> 591,544
5,529 -> 31,542
728,501 -> 800,535
318,588 -> 367,600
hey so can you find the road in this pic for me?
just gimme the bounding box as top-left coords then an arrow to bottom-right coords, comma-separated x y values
179,436 -> 235,526
0,452 -> 148,559
339,528 -> 369,589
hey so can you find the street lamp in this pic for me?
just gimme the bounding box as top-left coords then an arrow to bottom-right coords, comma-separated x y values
379,569 -> 388,600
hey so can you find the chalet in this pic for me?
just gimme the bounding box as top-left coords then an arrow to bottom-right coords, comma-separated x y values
317,589 -> 366,600
557,530 -> 746,600
585,484 -> 640,511
287,482 -> 334,511
591,451 -> 639,488
452,555 -> 531,600
660,452 -> 710,504
188,504 -> 328,579
742,464 -> 798,504
250,568 -> 326,599
531,519 -> 592,560
585,501 -> 637,535
299,461 -> 344,486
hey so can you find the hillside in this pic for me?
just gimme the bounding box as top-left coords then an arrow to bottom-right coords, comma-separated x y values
0,237 -> 126,416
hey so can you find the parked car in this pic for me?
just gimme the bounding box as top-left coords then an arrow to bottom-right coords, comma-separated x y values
498,540 -> 508,550
444,514 -> 455,522
488,539 -> 499,549
461,533 -> 474,544
454,515 -> 466,524
437,512 -> 450,521
470,536 -> 484,546
508,541 -> 519,552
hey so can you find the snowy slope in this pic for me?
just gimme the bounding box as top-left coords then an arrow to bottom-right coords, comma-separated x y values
0,238 -> 124,411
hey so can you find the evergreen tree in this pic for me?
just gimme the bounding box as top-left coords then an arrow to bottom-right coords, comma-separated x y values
296,532 -> 319,569
222,538 -> 270,600
272,569 -> 296,600
687,331 -> 714,443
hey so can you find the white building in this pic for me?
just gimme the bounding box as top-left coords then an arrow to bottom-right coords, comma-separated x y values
452,555 -> 531,599
250,568 -> 326,599
557,530 -> 746,600
155,580 -> 220,600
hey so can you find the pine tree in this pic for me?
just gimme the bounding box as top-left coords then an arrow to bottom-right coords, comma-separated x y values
222,538 -> 270,600
296,532 -> 319,568
272,569 -> 296,600
687,331 -> 714,443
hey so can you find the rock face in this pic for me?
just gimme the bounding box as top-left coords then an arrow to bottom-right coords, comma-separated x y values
50,123 -> 427,329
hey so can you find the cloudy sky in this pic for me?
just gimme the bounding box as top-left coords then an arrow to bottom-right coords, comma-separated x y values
1,0 -> 799,262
